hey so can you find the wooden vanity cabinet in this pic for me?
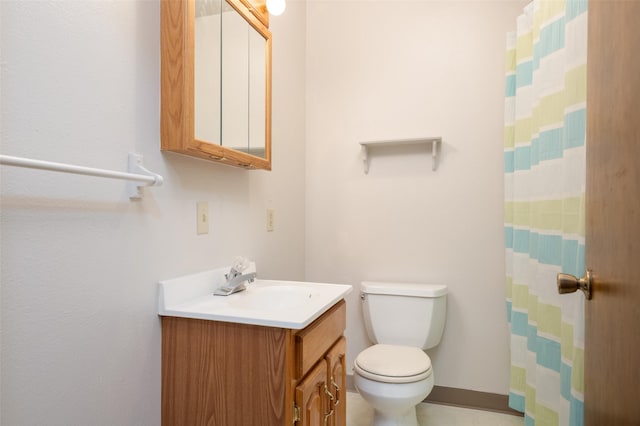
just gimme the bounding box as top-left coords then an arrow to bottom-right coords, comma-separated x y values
161,300 -> 347,425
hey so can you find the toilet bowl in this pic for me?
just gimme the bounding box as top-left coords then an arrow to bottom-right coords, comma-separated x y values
353,282 -> 447,426
354,344 -> 434,426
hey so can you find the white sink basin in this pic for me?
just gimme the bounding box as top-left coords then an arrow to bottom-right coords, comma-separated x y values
158,266 -> 352,329
229,285 -> 317,310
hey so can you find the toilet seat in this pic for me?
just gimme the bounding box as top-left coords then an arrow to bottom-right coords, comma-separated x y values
354,344 -> 432,384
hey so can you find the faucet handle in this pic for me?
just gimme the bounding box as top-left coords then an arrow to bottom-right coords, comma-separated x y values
230,256 -> 250,275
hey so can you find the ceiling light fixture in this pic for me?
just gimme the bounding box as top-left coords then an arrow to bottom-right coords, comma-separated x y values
266,0 -> 286,16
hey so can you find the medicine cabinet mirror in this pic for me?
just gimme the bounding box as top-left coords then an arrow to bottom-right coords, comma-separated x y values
161,0 -> 272,170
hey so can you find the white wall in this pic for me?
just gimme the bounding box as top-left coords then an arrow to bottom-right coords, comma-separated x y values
1,0 -> 526,422
304,0 -> 524,393
0,1 -> 305,424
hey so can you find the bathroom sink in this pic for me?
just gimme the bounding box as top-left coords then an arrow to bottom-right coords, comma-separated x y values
158,266 -> 352,329
228,285 -> 318,311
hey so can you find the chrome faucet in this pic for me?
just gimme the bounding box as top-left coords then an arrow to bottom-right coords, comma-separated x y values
213,259 -> 256,296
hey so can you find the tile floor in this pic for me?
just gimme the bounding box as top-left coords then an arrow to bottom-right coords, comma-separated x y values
346,392 -> 524,426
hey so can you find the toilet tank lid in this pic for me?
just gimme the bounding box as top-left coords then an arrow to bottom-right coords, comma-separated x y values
361,281 -> 448,297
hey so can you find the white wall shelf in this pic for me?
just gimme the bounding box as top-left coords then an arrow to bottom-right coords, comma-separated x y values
359,137 -> 442,173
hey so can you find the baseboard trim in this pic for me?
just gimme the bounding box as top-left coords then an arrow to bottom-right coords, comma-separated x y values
346,375 -> 523,417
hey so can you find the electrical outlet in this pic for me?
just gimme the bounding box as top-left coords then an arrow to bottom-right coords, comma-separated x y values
266,208 -> 274,232
197,202 -> 209,235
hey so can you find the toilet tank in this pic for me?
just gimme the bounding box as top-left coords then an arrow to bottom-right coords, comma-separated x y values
360,281 -> 447,350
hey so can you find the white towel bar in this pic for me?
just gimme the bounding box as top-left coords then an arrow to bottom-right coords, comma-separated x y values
0,153 -> 164,200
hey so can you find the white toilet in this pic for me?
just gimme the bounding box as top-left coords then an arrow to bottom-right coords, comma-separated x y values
353,281 -> 447,426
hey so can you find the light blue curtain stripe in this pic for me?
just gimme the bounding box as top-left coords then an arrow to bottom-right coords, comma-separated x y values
509,227 -> 585,271
506,74 -> 517,96
570,399 -> 584,425
538,128 -> 565,161
504,151 -> 515,173
516,61 -> 534,87
536,337 -> 562,372
566,0 -> 588,20
511,394 -> 525,413
511,311 -> 529,336
564,109 -> 587,148
561,363 -> 572,398
512,111 -> 585,173
513,228 -> 531,253
514,146 -> 532,170
535,17 -> 566,64
505,225 -> 514,248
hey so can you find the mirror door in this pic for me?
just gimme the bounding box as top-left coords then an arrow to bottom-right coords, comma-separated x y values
161,0 -> 272,170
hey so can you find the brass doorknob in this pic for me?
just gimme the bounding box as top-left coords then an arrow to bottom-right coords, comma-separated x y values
557,270 -> 592,300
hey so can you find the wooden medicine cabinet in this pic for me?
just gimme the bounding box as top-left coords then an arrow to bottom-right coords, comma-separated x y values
161,0 -> 272,170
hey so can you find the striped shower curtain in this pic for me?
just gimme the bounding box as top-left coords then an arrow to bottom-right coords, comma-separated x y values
504,1 -> 587,425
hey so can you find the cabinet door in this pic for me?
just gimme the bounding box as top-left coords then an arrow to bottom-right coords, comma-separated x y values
295,359 -> 330,426
326,337 -> 346,426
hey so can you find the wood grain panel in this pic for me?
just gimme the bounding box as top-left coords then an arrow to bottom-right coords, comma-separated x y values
295,300 -> 346,379
160,0 -> 194,153
161,317 -> 291,425
585,1 -> 640,424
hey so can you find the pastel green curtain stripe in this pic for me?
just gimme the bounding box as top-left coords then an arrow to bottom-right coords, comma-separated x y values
561,322 -> 575,359
534,91 -> 566,130
565,64 -> 587,105
515,117 -> 533,144
526,385 -> 537,419
571,347 -> 584,393
539,0 -> 566,24
505,197 -> 586,236
505,125 -> 515,148
506,48 -> 517,73
504,202 -> 514,223
528,293 -> 538,324
537,303 -> 562,337
517,35 -> 534,61
511,365 -> 527,393
512,283 -> 530,310
536,403 -> 560,426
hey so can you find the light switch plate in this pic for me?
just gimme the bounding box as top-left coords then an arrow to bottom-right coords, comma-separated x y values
266,208 -> 274,232
197,202 -> 209,235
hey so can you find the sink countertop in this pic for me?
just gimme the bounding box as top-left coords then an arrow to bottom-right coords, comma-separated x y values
158,265 -> 352,329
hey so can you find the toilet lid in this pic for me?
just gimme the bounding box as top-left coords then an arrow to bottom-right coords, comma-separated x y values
354,344 -> 432,384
